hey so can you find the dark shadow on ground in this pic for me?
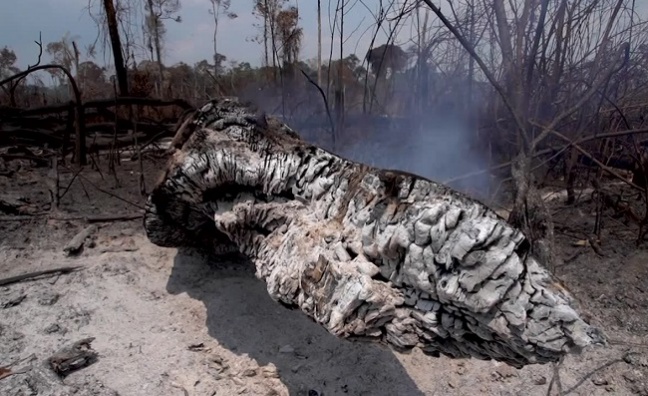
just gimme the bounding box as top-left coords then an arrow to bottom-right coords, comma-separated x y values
166,248 -> 425,396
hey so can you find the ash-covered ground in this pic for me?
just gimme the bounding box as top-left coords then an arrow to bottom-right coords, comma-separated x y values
1,150 -> 647,396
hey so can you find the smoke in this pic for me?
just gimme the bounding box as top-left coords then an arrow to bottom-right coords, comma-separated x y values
238,81 -> 492,202
333,108 -> 492,200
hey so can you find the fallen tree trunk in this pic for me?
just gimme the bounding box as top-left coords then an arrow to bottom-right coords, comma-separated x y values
144,99 -> 605,368
0,97 -> 191,161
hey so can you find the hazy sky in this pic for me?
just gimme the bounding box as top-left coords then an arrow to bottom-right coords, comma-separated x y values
1,0 -> 402,69
3,1 -> 648,70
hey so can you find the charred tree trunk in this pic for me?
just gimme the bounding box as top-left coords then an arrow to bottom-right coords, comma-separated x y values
102,0 -> 129,96
508,154 -> 556,270
317,0 -> 322,87
145,99 -> 604,368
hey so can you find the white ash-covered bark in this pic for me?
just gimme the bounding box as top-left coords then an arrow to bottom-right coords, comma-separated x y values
145,98 -> 605,368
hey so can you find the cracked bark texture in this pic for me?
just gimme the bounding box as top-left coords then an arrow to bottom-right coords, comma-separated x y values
144,98 -> 605,368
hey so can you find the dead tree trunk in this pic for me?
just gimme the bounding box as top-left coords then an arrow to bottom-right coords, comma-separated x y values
508,154 -> 556,269
145,99 -> 604,368
102,0 -> 129,96
317,0 -> 322,86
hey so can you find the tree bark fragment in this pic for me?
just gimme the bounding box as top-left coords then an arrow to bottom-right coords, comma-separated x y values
64,225 -> 97,255
145,98 -> 605,368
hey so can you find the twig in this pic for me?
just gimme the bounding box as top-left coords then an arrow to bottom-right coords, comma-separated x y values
559,352 -> 637,395
0,214 -> 45,221
76,177 -> 92,201
204,69 -> 228,96
421,0 -> 529,150
530,0 -> 626,152
444,147 -> 556,183
0,266 -> 82,287
0,213 -> 143,223
82,213 -> 143,222
3,353 -> 37,369
129,103 -> 147,196
445,127 -> 648,184
47,156 -> 60,209
607,339 -> 648,348
130,129 -> 174,159
58,167 -> 84,201
14,97 -> 192,117
542,127 -> 643,192
8,32 -> 44,106
27,32 -> 43,70
76,173 -> 145,210
170,382 -> 190,396
0,354 -> 36,381
546,357 -> 564,396
299,68 -> 336,148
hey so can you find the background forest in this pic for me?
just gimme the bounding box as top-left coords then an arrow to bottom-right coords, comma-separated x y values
3,0 -> 648,227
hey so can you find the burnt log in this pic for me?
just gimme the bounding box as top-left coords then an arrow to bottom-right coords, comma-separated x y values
144,99 -> 605,368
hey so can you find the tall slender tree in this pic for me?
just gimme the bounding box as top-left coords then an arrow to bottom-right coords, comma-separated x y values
253,0 -> 288,72
102,0 -> 128,96
144,0 -> 181,95
317,0 -> 322,86
209,0 -> 237,77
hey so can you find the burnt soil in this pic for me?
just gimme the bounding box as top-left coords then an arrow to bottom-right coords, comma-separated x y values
0,152 -> 647,396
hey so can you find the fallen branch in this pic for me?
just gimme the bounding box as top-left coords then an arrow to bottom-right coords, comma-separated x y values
0,212 -> 143,223
445,126 -> 648,184
76,173 -> 146,210
63,225 -> 97,255
542,127 -> 644,192
0,266 -> 82,287
0,366 -> 28,381
0,354 -> 35,381
83,213 -> 143,222
0,215 -> 44,221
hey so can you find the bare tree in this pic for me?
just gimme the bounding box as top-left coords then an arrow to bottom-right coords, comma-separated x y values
337,0 -> 345,133
252,0 -> 271,67
253,0 -> 287,76
143,0 -> 181,95
317,0 -> 322,86
102,0 -> 129,96
209,0 -> 237,77
412,0 -> 630,266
